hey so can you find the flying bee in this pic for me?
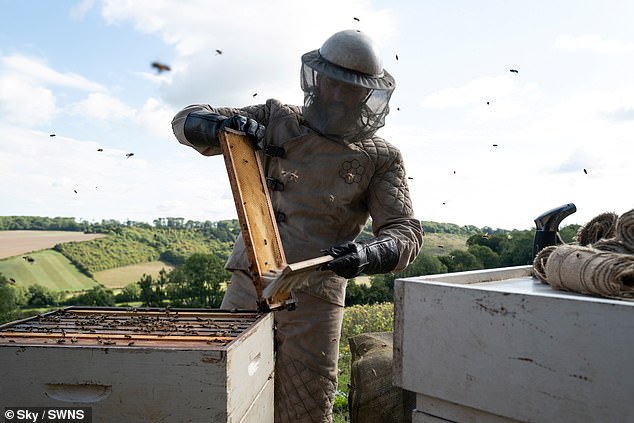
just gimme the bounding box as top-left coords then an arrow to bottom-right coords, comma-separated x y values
151,61 -> 171,73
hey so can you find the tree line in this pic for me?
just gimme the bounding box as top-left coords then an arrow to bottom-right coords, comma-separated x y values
0,215 -> 241,236
1,215 -> 487,239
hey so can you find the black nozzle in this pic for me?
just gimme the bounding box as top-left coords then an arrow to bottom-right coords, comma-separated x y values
532,203 -> 576,258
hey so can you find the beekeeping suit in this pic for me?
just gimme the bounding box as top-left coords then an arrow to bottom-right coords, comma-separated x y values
172,30 -> 423,423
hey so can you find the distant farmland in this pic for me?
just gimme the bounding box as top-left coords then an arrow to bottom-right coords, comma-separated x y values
0,230 -> 105,259
94,261 -> 174,289
0,230 -> 176,293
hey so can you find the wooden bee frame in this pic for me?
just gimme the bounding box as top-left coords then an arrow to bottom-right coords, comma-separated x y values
219,129 -> 293,310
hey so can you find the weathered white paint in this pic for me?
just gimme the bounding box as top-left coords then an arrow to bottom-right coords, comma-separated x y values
0,313 -> 274,423
411,409 -> 448,423
394,266 -> 634,423
414,393 -> 520,423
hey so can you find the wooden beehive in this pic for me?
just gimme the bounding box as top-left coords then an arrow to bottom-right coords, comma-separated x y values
0,307 -> 274,423
394,266 -> 634,423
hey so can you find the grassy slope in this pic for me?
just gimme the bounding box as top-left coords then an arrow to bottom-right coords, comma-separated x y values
0,250 -> 98,292
94,261 -> 174,289
422,232 -> 470,255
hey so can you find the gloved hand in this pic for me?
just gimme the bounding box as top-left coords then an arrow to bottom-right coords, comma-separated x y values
322,235 -> 399,279
184,110 -> 266,150
218,115 -> 266,150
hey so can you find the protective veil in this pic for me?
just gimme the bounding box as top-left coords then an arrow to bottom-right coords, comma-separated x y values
301,30 -> 395,143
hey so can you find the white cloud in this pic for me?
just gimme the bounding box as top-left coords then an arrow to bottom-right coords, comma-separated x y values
69,0 -> 96,20
0,75 -> 57,125
1,54 -> 105,92
0,54 -> 108,126
0,123 -> 234,223
65,93 -> 175,139
98,0 -> 396,107
100,0 -> 395,57
420,75 -> 538,110
553,34 -> 634,54
136,97 -> 177,139
553,149 -> 598,174
68,92 -> 134,120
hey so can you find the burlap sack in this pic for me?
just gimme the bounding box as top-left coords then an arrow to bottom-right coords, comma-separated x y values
582,208 -> 634,253
348,332 -> 414,423
575,212 -> 618,246
540,245 -> 634,298
592,238 -> 633,254
532,245 -> 554,283
616,209 -> 634,247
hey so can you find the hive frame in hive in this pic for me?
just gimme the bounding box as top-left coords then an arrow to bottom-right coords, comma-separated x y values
0,306 -> 264,349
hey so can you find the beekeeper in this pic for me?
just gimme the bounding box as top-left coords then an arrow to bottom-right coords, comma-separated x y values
172,29 -> 423,422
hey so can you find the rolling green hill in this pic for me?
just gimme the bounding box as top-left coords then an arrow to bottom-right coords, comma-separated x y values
0,250 -> 99,292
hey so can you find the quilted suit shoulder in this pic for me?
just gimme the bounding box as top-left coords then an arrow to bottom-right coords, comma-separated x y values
240,99 -> 302,125
355,136 -> 403,171
356,136 -> 414,219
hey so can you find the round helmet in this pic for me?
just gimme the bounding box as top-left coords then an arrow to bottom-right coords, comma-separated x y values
301,30 -> 395,142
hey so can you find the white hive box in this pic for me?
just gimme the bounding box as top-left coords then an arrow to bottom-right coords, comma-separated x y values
394,266 -> 634,423
0,307 -> 274,423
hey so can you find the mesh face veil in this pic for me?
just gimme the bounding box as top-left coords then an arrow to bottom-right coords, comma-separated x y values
301,30 -> 395,143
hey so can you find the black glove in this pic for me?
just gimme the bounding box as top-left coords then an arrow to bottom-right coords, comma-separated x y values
322,235 -> 399,279
218,115 -> 266,149
184,110 -> 265,150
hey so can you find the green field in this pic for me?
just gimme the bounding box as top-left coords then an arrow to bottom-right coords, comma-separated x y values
94,261 -> 174,289
422,232 -> 469,255
0,250 -> 98,292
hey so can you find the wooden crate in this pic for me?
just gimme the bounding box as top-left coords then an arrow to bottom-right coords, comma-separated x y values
394,266 -> 634,423
0,307 -> 274,423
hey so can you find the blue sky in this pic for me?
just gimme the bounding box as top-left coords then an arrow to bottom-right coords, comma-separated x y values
1,0 -> 633,230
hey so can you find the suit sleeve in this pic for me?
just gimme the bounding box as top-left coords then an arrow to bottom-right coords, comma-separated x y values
366,141 -> 423,271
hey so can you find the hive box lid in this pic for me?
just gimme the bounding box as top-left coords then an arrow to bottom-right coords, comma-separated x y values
394,266 -> 634,423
